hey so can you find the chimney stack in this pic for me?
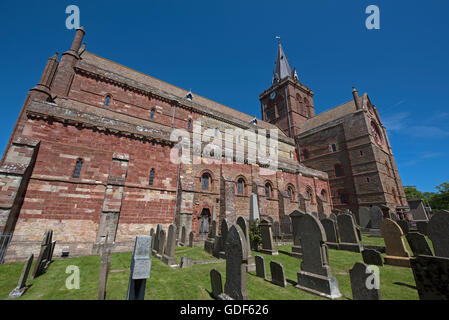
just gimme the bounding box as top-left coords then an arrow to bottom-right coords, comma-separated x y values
352,86 -> 361,110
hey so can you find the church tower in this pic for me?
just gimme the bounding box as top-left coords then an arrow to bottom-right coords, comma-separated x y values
259,41 -> 315,138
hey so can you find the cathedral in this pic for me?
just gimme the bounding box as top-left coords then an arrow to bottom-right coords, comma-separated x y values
0,28 -> 406,262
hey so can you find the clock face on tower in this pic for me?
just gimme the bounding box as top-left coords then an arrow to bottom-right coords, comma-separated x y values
270,91 -> 277,100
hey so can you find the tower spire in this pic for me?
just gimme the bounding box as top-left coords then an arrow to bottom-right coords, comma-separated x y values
272,39 -> 296,84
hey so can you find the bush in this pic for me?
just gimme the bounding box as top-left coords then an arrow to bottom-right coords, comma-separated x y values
249,219 -> 262,250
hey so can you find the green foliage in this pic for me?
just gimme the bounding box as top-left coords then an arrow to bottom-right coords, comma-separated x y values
404,183 -> 449,210
249,219 -> 262,248
403,186 -> 424,200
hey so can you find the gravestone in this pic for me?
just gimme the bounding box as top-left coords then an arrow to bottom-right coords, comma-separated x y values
270,261 -> 286,288
179,226 -> 187,246
406,232 -> 433,256
370,206 -> 383,228
329,213 -> 338,223
359,207 -> 371,229
311,212 -> 318,219
180,256 -> 193,268
255,255 -> 266,279
296,213 -> 342,299
162,224 -> 177,266
48,240 -> 56,266
349,262 -> 381,300
259,219 -> 278,255
213,235 -> 222,259
272,221 -> 281,240
150,228 -> 155,250
8,254 -> 34,298
321,218 -> 339,250
224,225 -> 248,300
408,199 -> 429,221
280,215 -> 293,236
157,229 -> 166,258
250,193 -> 260,222
411,255 -> 449,300
396,220 -> 409,235
337,214 -> 363,253
204,220 -> 217,254
416,221 -> 428,236
189,231 -> 194,247
219,219 -> 229,259
152,224 -> 162,256
210,269 -> 224,299
126,235 -> 152,300
98,235 -> 112,300
381,218 -> 411,267
236,216 -> 256,272
31,230 -> 53,279
428,211 -> 449,258
362,249 -> 383,266
289,210 -> 304,258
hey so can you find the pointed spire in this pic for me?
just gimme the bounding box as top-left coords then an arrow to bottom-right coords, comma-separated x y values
272,40 -> 296,85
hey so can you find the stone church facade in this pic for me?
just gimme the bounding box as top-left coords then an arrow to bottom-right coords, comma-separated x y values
0,28 -> 404,262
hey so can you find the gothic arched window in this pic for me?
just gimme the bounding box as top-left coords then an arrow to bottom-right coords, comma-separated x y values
201,173 -> 211,191
104,95 -> 111,107
265,182 -> 273,198
287,185 -> 295,201
236,178 -> 246,195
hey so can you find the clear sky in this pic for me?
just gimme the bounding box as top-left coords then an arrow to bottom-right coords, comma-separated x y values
0,0 -> 448,192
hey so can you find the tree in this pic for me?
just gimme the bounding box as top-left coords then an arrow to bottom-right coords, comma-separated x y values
403,186 -> 424,200
428,183 -> 449,210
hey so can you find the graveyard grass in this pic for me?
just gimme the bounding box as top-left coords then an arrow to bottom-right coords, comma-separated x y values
0,236 -> 419,300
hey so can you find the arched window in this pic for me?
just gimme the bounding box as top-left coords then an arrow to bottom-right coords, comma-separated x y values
334,164 -> 344,177
187,119 -> 192,130
149,168 -> 155,185
265,182 -> 273,198
104,95 -> 111,107
73,158 -> 83,178
321,189 -> 328,202
305,187 -> 313,203
236,178 -> 245,195
287,185 -> 295,201
150,109 -> 155,119
201,173 -> 211,191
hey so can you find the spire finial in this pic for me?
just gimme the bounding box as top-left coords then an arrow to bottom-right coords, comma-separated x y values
275,35 -> 281,44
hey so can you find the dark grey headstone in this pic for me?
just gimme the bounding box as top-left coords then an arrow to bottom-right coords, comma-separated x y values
406,232 -> 433,256
98,235 -> 112,300
322,218 -> 339,244
126,235 -> 152,300
153,224 -> 162,255
362,249 -> 383,266
290,210 -> 305,258
157,230 -> 166,257
189,231 -> 194,247
31,229 -> 53,279
180,226 -> 187,245
270,261 -> 286,288
428,211 -> 449,258
349,262 -> 381,300
255,255 -> 266,279
259,219 -> 278,255
329,213 -> 338,223
212,235 -> 222,259
210,269 -> 223,299
396,220 -> 409,235
411,255 -> 449,300
369,206 -> 383,229
416,221 -> 428,236
236,216 -> 255,272
8,254 -> 34,298
224,225 -> 248,300
337,214 -> 362,252
296,213 -> 342,299
219,218 -> 229,258
359,207 -> 371,229
162,225 -> 177,265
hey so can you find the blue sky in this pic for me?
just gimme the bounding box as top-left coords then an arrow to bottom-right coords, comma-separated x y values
0,0 -> 448,192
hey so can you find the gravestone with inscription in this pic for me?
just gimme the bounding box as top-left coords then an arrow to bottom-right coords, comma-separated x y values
381,218 -> 411,267
337,214 -> 363,253
126,235 -> 152,300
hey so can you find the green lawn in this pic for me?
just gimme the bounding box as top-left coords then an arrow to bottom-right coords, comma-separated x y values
0,242 -> 419,300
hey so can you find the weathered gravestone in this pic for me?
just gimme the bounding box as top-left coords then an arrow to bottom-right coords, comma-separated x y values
31,229 -> 53,279
272,221 -> 281,240
156,229 -> 166,258
359,207 -> 371,229
152,224 -> 162,256
381,218 -> 411,267
188,231 -> 194,247
259,219 -> 278,255
126,235 -> 152,300
255,255 -> 266,279
289,210 -> 304,258
369,206 -> 383,237
98,235 -> 112,300
337,214 -> 363,253
179,226 -> 187,246
210,269 -> 224,299
416,221 -> 428,236
408,199 -> 429,221
162,224 -> 177,266
224,225 -> 248,300
236,216 -> 256,272
406,232 -> 433,256
270,261 -> 286,288
411,255 -> 449,300
8,254 -> 34,298
349,262 -> 381,300
280,215 -> 293,237
362,249 -> 383,266
213,234 -> 222,259
321,218 -> 339,250
204,220 -> 217,255
396,220 -> 409,235
428,211 -> 449,258
329,213 -> 338,223
249,193 -> 260,223
219,218 -> 229,259
296,213 -> 342,299
150,228 -> 155,250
